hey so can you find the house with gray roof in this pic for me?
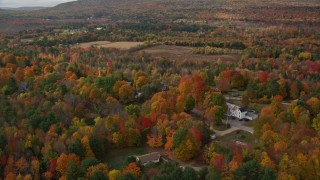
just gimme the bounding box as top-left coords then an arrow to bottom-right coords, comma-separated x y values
227,101 -> 258,120
136,152 -> 161,166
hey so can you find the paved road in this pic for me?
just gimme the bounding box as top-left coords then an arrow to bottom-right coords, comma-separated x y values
192,108 -> 254,135
213,126 -> 239,136
224,119 -> 254,134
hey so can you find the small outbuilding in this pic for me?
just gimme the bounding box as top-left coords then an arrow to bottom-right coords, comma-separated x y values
136,152 -> 161,166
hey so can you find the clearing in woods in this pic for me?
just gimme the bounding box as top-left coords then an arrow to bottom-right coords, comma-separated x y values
143,45 -> 241,62
76,41 -> 144,50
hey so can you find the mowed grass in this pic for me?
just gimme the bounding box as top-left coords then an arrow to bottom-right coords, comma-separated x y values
143,45 -> 241,62
76,41 -> 144,50
215,130 -> 256,148
104,147 -> 149,170
242,120 -> 255,127
214,124 -> 230,131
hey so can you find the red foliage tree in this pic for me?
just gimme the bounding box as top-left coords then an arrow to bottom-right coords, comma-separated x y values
141,118 -> 152,129
259,71 -> 268,83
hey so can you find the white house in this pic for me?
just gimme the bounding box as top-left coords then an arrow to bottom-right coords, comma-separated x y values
226,101 -> 257,120
136,152 -> 161,166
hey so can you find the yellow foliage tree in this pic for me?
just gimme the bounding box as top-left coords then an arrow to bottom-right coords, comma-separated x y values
147,135 -> 163,147
175,95 -> 185,113
86,163 -> 109,178
312,113 -> 320,133
81,136 -> 95,157
108,169 -> 121,180
56,153 -> 80,175
173,138 -> 197,161
119,84 -> 134,103
24,133 -> 34,149
113,80 -> 126,97
229,160 -> 240,171
112,132 -> 125,147
135,76 -> 150,90
204,143 -> 216,163
260,152 -> 275,169
31,159 -> 40,179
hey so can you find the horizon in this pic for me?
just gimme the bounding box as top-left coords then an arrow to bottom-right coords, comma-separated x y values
0,0 -> 76,8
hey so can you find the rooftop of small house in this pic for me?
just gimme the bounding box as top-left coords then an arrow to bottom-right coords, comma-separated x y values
136,152 -> 161,164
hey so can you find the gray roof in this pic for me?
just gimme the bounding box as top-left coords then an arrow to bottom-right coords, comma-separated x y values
226,99 -> 234,104
136,152 -> 160,164
239,107 -> 247,112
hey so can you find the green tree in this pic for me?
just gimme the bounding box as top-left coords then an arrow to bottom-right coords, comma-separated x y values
0,135 -> 7,150
198,167 -> 208,180
173,128 -> 188,149
204,93 -> 225,108
81,157 -> 100,173
91,170 -> 108,180
66,160 -> 81,180
233,160 -> 262,180
266,79 -> 280,97
26,109 -> 42,129
185,95 -> 195,113
95,75 -> 117,94
39,111 -> 60,132
242,91 -> 250,107
261,168 -> 276,180
125,104 -> 140,118
153,162 -> 183,180
89,135 -> 105,159
279,112 -> 295,123
0,97 -> 16,124
127,128 -> 141,147
213,106 -> 225,125
121,173 -> 137,180
205,167 -> 220,180
68,139 -> 85,158
182,167 -> 197,180
2,77 -> 18,95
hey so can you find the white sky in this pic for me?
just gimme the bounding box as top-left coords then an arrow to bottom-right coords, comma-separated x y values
0,0 -> 75,8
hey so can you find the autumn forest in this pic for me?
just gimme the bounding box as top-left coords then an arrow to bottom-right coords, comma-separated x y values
0,0 -> 319,179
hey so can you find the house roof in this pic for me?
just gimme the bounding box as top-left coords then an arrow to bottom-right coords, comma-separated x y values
239,107 -> 247,112
136,152 -> 160,164
226,99 -> 234,104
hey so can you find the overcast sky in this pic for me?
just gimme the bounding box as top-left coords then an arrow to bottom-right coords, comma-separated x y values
0,0 -> 75,8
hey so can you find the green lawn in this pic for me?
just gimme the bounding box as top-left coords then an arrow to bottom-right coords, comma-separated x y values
214,124 -> 230,131
242,120 -> 254,127
215,130 -> 256,148
103,147 -> 149,170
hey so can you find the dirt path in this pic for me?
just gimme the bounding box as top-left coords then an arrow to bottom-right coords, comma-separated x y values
213,126 -> 239,136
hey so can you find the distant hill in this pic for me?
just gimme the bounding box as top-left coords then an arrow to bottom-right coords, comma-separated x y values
26,0 -> 144,18
0,0 -> 319,34
0,7 -> 48,11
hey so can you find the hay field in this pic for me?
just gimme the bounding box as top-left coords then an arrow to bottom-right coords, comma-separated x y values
143,45 -> 241,62
76,41 -> 144,50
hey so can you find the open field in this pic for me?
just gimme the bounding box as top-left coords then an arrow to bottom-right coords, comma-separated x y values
143,45 -> 241,62
103,147 -> 149,169
76,41 -> 144,50
242,120 -> 254,127
215,130 -> 257,148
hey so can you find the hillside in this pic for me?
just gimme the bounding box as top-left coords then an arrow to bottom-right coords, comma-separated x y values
0,0 -> 319,34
